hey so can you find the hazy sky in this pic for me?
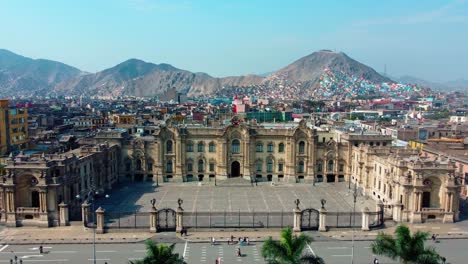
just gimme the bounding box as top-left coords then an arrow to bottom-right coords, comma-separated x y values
1,0 -> 467,81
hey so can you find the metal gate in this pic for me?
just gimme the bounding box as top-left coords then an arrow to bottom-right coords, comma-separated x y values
301,208 -> 319,230
157,208 -> 176,231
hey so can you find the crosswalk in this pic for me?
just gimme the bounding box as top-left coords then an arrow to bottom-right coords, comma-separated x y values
182,242 -> 263,263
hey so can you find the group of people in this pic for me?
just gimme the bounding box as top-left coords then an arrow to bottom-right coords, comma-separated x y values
226,235 -> 249,246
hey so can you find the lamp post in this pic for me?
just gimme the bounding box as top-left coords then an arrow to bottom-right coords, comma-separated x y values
156,172 -> 159,187
351,182 -> 357,264
76,190 -> 109,264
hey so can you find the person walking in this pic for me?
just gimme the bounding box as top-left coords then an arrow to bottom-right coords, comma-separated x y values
39,245 -> 43,254
441,257 -> 446,264
373,257 -> 379,264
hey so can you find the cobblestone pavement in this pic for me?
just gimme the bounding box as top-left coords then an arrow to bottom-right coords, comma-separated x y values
95,181 -> 377,213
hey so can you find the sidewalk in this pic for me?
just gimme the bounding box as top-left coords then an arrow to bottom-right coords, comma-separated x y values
1,222 -> 468,245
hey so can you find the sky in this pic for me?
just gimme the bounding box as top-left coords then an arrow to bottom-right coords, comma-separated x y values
0,0 -> 467,82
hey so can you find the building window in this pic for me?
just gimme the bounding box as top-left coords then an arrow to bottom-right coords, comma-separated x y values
147,163 -> 153,172
339,164 -> 344,172
209,142 -> 216,152
209,163 -> 215,172
166,161 -> 173,173
232,139 -> 240,154
278,163 -> 284,172
317,162 -> 323,172
186,142 -> 193,152
136,159 -> 142,171
187,163 -> 193,172
256,162 -> 262,172
256,143 -> 263,152
267,143 -> 274,152
166,140 -> 173,153
298,141 -> 305,154
278,143 -> 285,153
298,161 -> 304,173
328,160 -> 334,172
198,160 -> 204,172
267,159 -> 273,173
197,142 -> 204,152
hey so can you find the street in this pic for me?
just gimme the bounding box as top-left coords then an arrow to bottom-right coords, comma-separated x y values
0,238 -> 465,264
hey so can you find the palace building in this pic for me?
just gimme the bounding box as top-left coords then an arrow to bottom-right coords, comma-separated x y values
0,118 -> 461,227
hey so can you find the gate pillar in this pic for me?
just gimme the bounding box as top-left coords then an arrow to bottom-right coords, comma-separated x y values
293,207 -> 302,232
96,207 -> 105,234
59,202 -> 69,226
150,206 -> 157,233
319,208 -> 327,232
361,207 -> 370,231
81,202 -> 90,228
176,207 -> 184,232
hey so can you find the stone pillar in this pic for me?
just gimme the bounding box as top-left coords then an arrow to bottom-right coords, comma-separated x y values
59,202 -> 69,226
319,208 -> 327,232
417,192 -> 422,211
176,207 -> 184,233
393,203 -> 403,222
293,208 -> 302,232
38,189 -> 49,227
96,207 -> 105,234
81,202 -> 90,227
449,193 -> 454,212
150,206 -> 158,233
361,207 -> 370,231
5,188 -> 17,227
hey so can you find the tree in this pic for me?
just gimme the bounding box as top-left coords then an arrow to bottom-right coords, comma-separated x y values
261,227 -> 325,264
129,240 -> 186,264
371,225 -> 441,264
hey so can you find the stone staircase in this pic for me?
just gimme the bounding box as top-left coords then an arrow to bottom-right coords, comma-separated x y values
216,177 -> 253,187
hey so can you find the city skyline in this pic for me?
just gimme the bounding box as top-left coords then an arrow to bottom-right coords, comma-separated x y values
0,0 -> 467,82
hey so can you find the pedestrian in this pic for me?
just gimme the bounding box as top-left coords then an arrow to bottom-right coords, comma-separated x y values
184,228 -> 188,236
236,247 -> 242,257
432,234 -> 437,242
180,229 -> 184,237
39,245 -> 43,254
373,257 -> 379,264
441,257 -> 446,264
211,237 -> 216,245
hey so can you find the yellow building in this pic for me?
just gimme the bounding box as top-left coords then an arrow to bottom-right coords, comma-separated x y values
0,100 -> 28,155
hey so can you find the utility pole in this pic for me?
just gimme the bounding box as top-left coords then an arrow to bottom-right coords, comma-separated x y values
351,182 -> 357,264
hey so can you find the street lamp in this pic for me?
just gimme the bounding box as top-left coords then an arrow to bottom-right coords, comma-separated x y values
351,182 -> 357,264
76,190 -> 109,264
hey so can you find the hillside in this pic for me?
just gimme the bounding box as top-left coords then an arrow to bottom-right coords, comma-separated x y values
0,49 -> 82,96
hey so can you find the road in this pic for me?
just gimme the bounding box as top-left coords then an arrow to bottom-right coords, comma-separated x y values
0,239 -> 464,263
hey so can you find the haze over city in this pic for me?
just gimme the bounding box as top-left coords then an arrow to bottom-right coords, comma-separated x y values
1,0 -> 468,81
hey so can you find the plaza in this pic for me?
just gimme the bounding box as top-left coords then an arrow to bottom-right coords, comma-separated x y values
95,181 -> 376,213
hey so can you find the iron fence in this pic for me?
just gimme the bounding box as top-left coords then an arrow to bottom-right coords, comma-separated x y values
183,211 -> 294,229
369,210 -> 384,228
104,211 -> 150,229
326,211 -> 362,228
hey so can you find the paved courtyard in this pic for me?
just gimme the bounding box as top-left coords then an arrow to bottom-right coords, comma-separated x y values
96,181 -> 377,213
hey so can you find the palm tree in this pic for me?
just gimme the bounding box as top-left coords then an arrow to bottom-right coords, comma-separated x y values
129,240 -> 186,264
261,226 -> 325,264
371,224 -> 441,264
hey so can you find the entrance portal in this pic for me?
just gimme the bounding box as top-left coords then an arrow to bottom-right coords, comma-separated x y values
231,161 -> 240,177
422,192 -> 431,208
31,191 -> 39,207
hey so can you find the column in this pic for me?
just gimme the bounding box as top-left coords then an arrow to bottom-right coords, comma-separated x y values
150,206 -> 158,233
59,203 -> 69,226
293,208 -> 302,232
176,207 -> 184,233
81,202 -> 90,227
449,193 -> 454,212
5,188 -> 17,227
38,189 -> 49,226
418,192 -> 422,211
319,208 -> 327,232
361,207 -> 370,231
96,207 -> 105,234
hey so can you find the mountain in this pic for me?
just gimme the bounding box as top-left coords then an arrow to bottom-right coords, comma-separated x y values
397,75 -> 468,92
0,49 -> 82,96
54,59 -> 264,98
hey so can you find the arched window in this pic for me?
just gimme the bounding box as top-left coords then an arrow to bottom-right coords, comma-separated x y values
198,160 -> 204,172
298,161 -> 304,173
232,139 -> 240,153
209,142 -> 216,152
197,142 -> 204,152
298,141 -> 305,154
278,143 -> 285,153
317,162 -> 323,172
267,159 -> 273,173
256,161 -> 262,172
186,142 -> 193,152
166,140 -> 173,153
267,143 -> 274,152
187,162 -> 193,172
166,160 -> 173,173
256,143 -> 263,152
328,160 -> 334,172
